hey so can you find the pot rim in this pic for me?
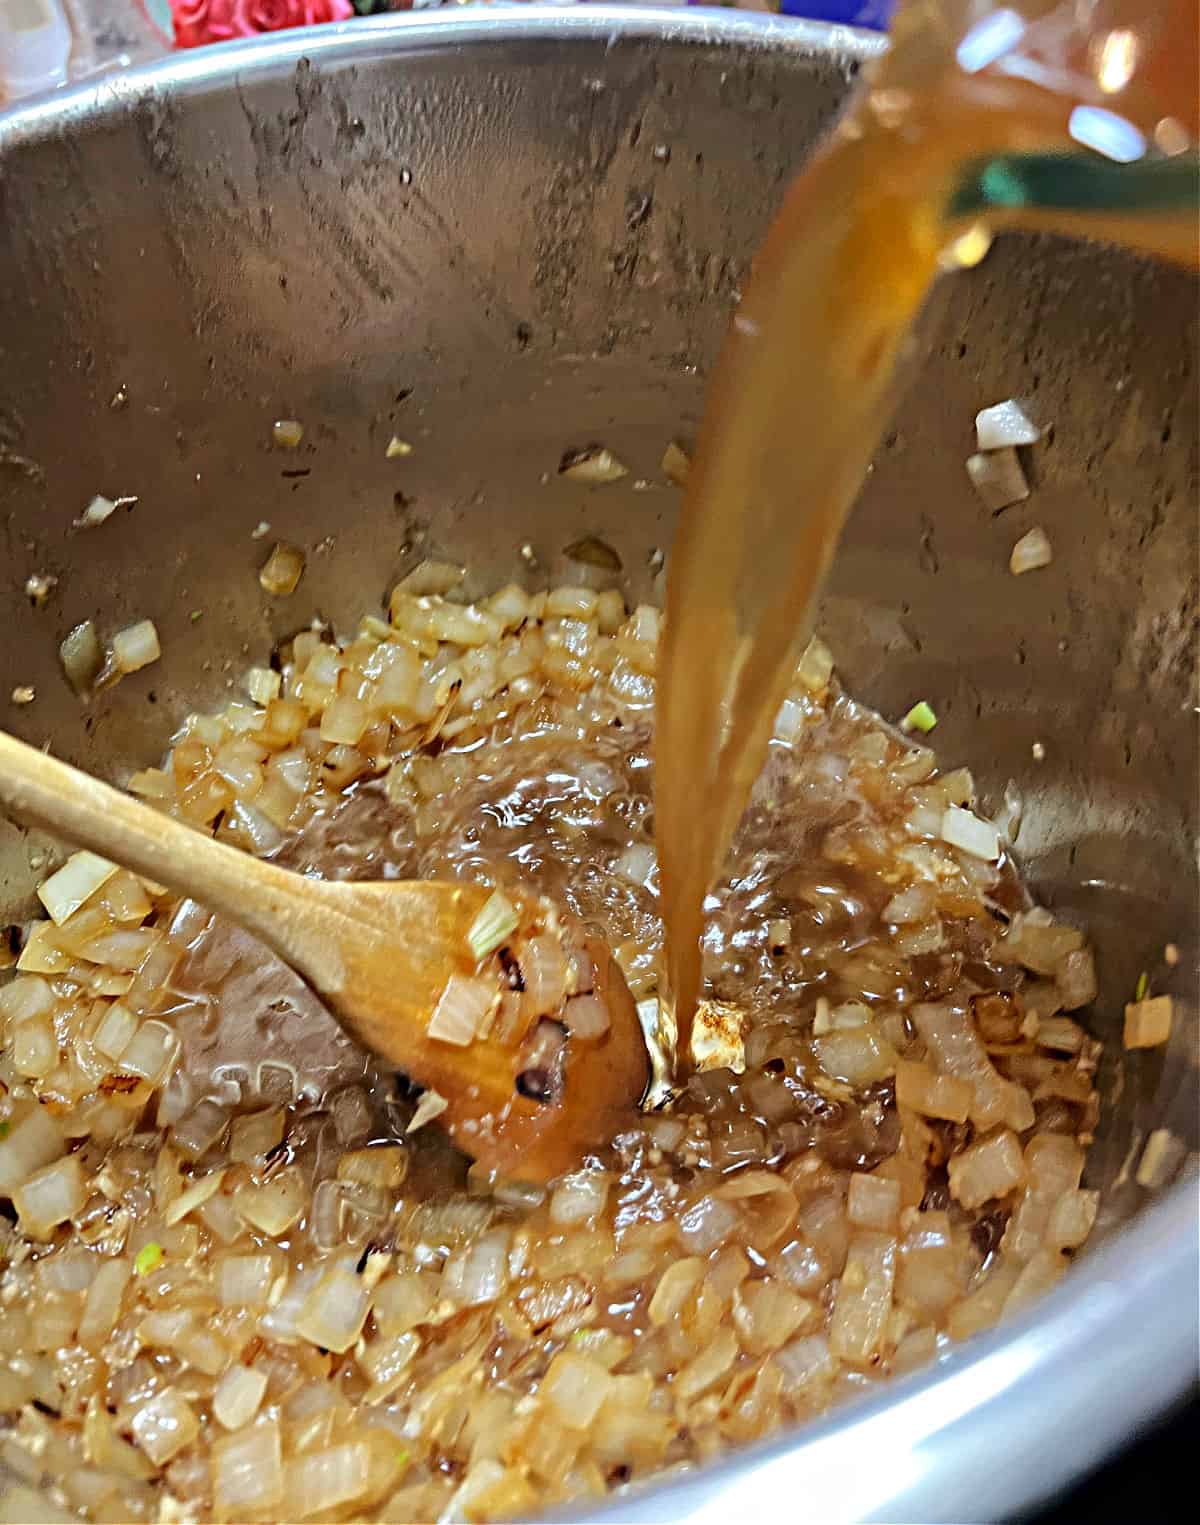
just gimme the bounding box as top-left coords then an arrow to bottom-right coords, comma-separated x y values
0,9 -> 1194,1521
0,6 -> 885,143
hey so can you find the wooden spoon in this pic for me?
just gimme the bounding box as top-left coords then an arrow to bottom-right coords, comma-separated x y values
0,731 -> 650,1181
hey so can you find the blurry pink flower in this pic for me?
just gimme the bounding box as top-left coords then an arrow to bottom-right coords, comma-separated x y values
171,0 -> 354,50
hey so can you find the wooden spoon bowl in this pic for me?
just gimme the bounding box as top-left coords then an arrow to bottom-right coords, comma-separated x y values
0,730 -> 650,1181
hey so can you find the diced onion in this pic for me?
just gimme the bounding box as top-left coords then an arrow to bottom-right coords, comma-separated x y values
259,542 -> 306,596
10,1011 -> 56,1078
734,1280 -> 814,1356
562,993 -> 610,1040
560,446 -> 628,484
282,1441 -> 371,1519
846,1172 -> 901,1232
546,585 -> 599,620
675,1326 -> 738,1399
521,934 -> 569,1019
678,1194 -> 740,1253
60,620 -> 103,693
78,1256 -> 132,1349
714,1171 -> 798,1249
112,619 -> 161,675
661,440 -> 690,485
1054,948 -> 1097,1011
244,666 -> 281,705
549,1170 -> 611,1226
213,1364 -> 268,1430
213,1420 -> 283,1518
231,798 -> 284,855
540,1350 -> 612,1428
198,1188 -> 244,1245
1136,1129 -> 1182,1190
882,881 -> 937,925
1035,1015 -> 1086,1055
336,1145 -> 409,1191
564,542 -> 625,576
320,696 -> 368,746
647,1257 -> 704,1325
1001,912 -> 1084,975
118,1019 -> 180,1084
1046,1189 -> 1099,1250
442,1228 -> 511,1306
357,1321 -> 419,1392
940,804 -> 1000,861
1123,994 -> 1172,1049
78,494 -> 117,527
829,1232 -> 896,1366
229,1107 -> 284,1163
486,582 -> 533,631
258,1264 -> 324,1343
975,399 -> 1043,451
371,1271 -> 437,1337
37,851 -> 118,925
406,1088 -> 448,1133
0,559 -> 1115,1502
170,1099 -> 230,1160
775,1333 -> 835,1391
13,1154 -> 85,1237
895,1059 -> 972,1123
14,922 -> 69,975
614,843 -> 657,890
814,1025 -> 898,1087
235,1165 -> 306,1237
1003,1134 -> 1083,1262
467,889 -> 520,962
78,925 -> 158,972
1009,525 -> 1053,575
130,1387 -> 200,1465
967,448 -> 1029,510
796,636 -> 834,692
295,1264 -> 370,1352
0,974 -> 54,1023
428,973 -> 496,1046
164,1168 -> 227,1227
948,1129 -> 1026,1208
329,1086 -> 372,1147
398,560 -> 466,597
272,419 -> 304,448
627,603 -> 660,645
23,571 -> 56,606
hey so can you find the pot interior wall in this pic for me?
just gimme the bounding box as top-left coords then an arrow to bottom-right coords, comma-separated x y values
0,21 -> 1195,1240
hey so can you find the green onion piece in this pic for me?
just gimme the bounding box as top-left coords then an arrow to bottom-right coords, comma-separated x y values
900,701 -> 938,734
135,1241 -> 164,1276
1134,971 -> 1149,1003
396,1448 -> 410,1468
467,889 -> 520,963
0,1122 -> 9,1140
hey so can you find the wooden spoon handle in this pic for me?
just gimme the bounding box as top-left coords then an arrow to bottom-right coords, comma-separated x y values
0,729 -> 307,958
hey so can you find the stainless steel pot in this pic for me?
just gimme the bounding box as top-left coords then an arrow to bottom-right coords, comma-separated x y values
0,9 -> 1195,1520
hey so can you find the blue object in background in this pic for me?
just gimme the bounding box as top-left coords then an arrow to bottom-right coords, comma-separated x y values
778,0 -> 894,30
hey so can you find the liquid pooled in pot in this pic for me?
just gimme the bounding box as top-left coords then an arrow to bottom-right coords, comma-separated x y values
0,577 -> 1105,1523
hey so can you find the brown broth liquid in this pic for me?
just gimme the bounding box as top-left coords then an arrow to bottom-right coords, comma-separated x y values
657,0 -> 1198,1059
